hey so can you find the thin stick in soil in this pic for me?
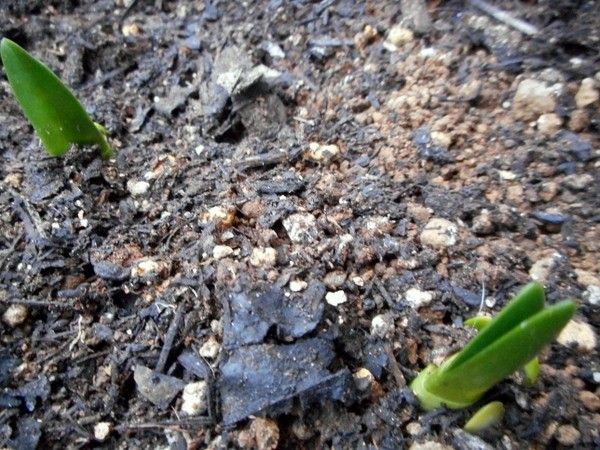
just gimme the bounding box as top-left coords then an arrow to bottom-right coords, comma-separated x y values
155,304 -> 185,373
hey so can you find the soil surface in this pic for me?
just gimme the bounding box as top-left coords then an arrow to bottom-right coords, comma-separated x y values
1,1 -> 599,449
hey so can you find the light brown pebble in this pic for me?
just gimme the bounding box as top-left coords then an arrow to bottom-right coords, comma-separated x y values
249,247 -> 277,267
575,78 -> 599,108
537,113 -> 562,135
580,391 -> 600,412
252,417 -> 279,450
568,109 -> 590,131
387,25 -> 414,47
555,424 -> 581,446
420,218 -> 458,248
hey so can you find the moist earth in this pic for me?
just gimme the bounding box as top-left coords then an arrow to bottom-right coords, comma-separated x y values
0,1 -> 599,449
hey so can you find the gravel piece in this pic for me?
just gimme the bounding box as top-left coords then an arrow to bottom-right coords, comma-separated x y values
181,381 -> 208,415
2,304 -> 28,327
557,320 -> 597,352
133,365 -> 185,410
420,218 -> 458,248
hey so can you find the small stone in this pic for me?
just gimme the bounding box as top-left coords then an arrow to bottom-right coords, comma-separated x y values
563,173 -> 593,191
409,442 -> 452,450
283,213 -> 318,244
213,245 -> 234,259
289,280 -> 307,292
405,287 -> 434,309
199,336 -> 221,359
407,202 -> 432,224
252,417 -> 280,450
249,247 -> 277,267
575,269 -> 600,286
201,205 -> 236,227
387,25 -> 414,47
323,271 -> 347,289
126,180 -> 150,196
458,79 -> 482,101
513,79 -> 556,121
352,276 -> 365,287
537,113 -> 562,135
354,25 -> 378,50
181,381 -> 208,415
353,368 -> 374,391
131,259 -> 161,278
371,313 -> 394,338
420,218 -> 458,248
472,210 -> 495,235
326,290 -> 347,306
133,365 -> 185,409
3,172 -> 22,189
557,320 -> 597,352
583,285 -> 600,306
430,131 -> 452,149
306,142 -> 340,162
555,424 -> 581,446
497,170 -> 517,181
568,109 -> 590,131
2,304 -> 28,327
406,421 -> 422,436
579,391 -> 600,412
575,78 -> 599,108
93,422 -> 112,441
529,254 -> 559,283
121,23 -> 140,36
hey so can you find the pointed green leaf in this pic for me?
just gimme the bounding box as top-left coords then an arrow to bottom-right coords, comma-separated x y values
444,282 -> 545,372
522,357 -> 540,386
464,401 -> 504,434
0,38 -> 113,158
427,300 -> 576,404
464,315 -> 492,331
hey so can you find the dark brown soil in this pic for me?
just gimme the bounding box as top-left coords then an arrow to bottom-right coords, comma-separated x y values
0,1 -> 599,449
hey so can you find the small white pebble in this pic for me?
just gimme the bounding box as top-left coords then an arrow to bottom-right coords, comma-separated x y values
306,142 -> 340,162
94,422 -> 112,441
352,276 -> 365,287
557,320 -> 597,352
289,280 -> 308,292
326,290 -> 347,306
249,247 -> 277,267
2,304 -> 28,327
371,313 -> 394,338
404,288 -> 434,309
199,336 -> 221,359
353,368 -> 374,391
131,259 -> 160,278
126,180 -> 150,196
181,381 -> 208,416
212,245 -> 234,259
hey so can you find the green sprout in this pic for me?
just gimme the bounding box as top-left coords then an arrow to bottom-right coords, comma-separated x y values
410,282 -> 576,410
0,38 -> 113,159
465,314 -> 541,385
463,401 -> 505,434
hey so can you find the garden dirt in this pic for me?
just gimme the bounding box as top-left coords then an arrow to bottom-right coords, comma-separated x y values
0,0 -> 599,449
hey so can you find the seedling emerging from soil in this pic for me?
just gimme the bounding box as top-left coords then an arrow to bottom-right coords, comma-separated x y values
465,315 -> 541,385
0,38 -> 113,159
410,282 -> 575,410
463,401 -> 505,434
